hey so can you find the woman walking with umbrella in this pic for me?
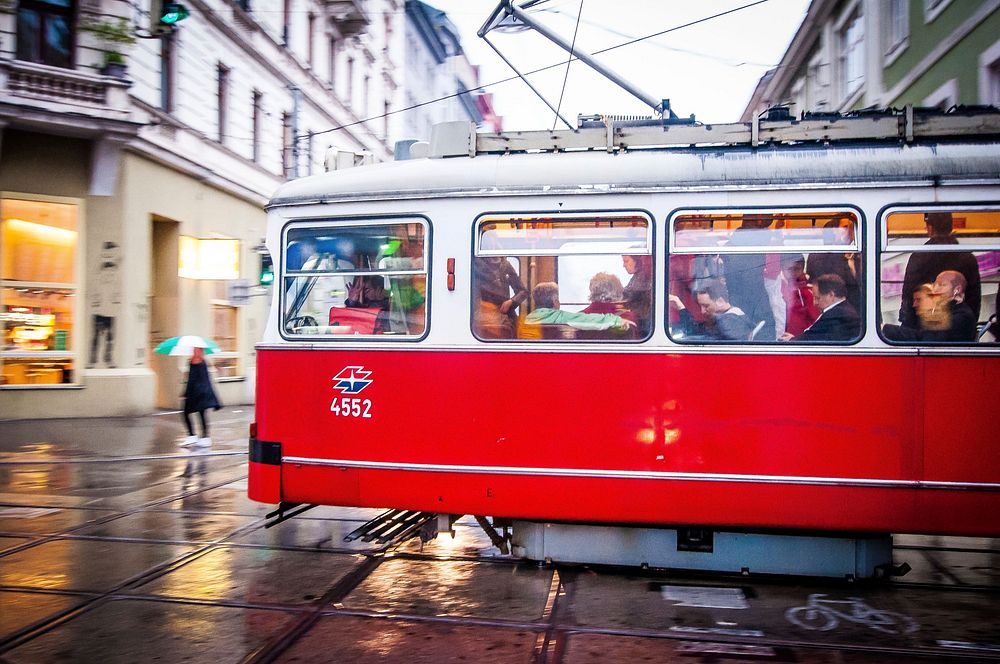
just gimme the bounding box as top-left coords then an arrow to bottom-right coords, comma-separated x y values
180,346 -> 222,447
155,336 -> 222,448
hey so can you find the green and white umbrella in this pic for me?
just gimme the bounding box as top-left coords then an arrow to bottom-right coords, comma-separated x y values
154,335 -> 220,356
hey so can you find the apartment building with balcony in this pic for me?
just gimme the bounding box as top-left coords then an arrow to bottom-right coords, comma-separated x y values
742,0 -> 1000,120
402,0 -> 501,141
0,0 -> 404,418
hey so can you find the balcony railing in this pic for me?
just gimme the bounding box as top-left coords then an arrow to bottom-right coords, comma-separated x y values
0,59 -> 132,121
325,0 -> 369,37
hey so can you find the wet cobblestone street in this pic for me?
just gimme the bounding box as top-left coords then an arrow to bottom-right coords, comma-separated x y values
2,409 -> 999,663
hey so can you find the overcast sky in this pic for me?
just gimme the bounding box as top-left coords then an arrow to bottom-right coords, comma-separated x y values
425,0 -> 811,130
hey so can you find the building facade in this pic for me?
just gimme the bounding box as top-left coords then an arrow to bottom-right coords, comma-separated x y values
742,0 -> 1000,120
402,0 -> 501,141
0,0 -> 404,418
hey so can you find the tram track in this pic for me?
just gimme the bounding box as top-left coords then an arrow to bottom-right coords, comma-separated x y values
0,470 -> 254,653
3,518 -> 999,662
2,458 -> 998,662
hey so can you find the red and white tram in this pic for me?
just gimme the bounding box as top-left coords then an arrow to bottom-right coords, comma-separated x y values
248,110 -> 1000,572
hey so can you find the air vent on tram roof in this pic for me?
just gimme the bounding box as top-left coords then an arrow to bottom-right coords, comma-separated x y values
324,146 -> 373,171
394,139 -> 430,160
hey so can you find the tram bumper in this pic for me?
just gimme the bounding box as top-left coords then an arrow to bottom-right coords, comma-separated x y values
249,436 -> 282,503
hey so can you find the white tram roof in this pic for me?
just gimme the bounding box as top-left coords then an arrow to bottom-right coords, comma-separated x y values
269,111 -> 1000,208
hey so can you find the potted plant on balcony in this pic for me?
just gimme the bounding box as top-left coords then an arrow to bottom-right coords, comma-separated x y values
81,17 -> 136,77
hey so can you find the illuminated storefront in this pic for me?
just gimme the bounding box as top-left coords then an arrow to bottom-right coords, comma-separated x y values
0,139 -> 268,418
1,198 -> 80,386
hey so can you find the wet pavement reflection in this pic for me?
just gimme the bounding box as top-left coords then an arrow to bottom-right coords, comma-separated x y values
135,547 -> 365,606
275,615 -> 538,663
1,408 -> 999,662
1,599 -> 294,664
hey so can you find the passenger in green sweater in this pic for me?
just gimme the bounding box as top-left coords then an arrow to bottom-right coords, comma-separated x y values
524,282 -> 635,334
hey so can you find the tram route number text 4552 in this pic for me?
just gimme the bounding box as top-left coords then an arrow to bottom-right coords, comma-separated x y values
330,397 -> 372,419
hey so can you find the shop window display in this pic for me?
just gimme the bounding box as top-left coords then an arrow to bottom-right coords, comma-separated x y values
212,303 -> 240,378
1,199 -> 78,386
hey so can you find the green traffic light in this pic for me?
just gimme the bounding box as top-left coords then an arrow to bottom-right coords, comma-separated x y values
259,254 -> 274,286
160,2 -> 189,24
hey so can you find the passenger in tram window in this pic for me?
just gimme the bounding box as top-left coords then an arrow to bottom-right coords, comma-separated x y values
883,271 -> 977,342
764,252 -> 786,341
781,274 -> 860,342
473,256 -> 528,339
345,275 -> 388,309
582,272 -> 630,317
381,237 -> 426,335
781,254 -> 819,336
674,254 -> 722,322
722,217 -> 776,341
987,289 -> 1000,340
805,218 -> 861,312
523,282 -> 635,338
898,212 -> 982,328
914,283 -> 950,332
670,279 -> 753,341
622,255 -> 653,335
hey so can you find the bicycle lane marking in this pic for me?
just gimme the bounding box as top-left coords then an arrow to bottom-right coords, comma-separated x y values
785,594 -> 920,634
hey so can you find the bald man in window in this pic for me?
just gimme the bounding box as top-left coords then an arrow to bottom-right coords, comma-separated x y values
884,270 -> 977,343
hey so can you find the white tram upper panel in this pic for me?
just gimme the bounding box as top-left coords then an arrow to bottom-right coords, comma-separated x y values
268,141 -> 1000,207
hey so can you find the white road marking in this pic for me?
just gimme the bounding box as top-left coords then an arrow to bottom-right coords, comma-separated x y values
661,586 -> 749,609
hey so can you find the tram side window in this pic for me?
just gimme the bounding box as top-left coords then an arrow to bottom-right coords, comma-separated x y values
880,209 -> 1000,344
281,221 -> 427,338
668,211 -> 863,344
472,214 -> 652,341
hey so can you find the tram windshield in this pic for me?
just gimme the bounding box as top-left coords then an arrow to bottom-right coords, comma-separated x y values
281,220 -> 427,338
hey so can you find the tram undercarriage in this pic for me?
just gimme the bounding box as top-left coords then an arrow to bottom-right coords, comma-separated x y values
263,502 -> 906,580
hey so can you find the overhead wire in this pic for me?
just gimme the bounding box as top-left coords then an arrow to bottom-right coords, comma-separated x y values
551,0 -> 584,131
538,5 -> 779,68
301,0 -> 773,142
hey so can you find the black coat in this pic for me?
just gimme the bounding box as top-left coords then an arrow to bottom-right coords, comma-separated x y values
722,228 -> 776,340
793,301 -> 860,342
183,361 -> 221,413
805,252 -> 861,312
899,238 -> 981,328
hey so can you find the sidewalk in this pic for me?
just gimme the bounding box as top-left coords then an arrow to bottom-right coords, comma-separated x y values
0,407 -> 253,461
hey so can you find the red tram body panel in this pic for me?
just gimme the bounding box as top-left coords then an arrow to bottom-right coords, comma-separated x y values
251,349 -> 1000,536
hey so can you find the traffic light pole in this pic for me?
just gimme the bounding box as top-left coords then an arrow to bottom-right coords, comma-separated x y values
290,86 -> 301,179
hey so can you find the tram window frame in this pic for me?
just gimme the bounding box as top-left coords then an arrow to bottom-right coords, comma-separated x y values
471,211 -> 654,343
278,216 -> 430,342
666,208 -> 865,346
878,205 -> 1000,346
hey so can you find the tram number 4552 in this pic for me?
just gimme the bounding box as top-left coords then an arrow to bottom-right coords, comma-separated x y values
330,397 -> 372,419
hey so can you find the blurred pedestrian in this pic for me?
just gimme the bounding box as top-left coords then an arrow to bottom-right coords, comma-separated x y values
179,347 -> 222,448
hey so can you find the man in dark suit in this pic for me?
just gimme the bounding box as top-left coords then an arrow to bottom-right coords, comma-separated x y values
781,274 -> 860,342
